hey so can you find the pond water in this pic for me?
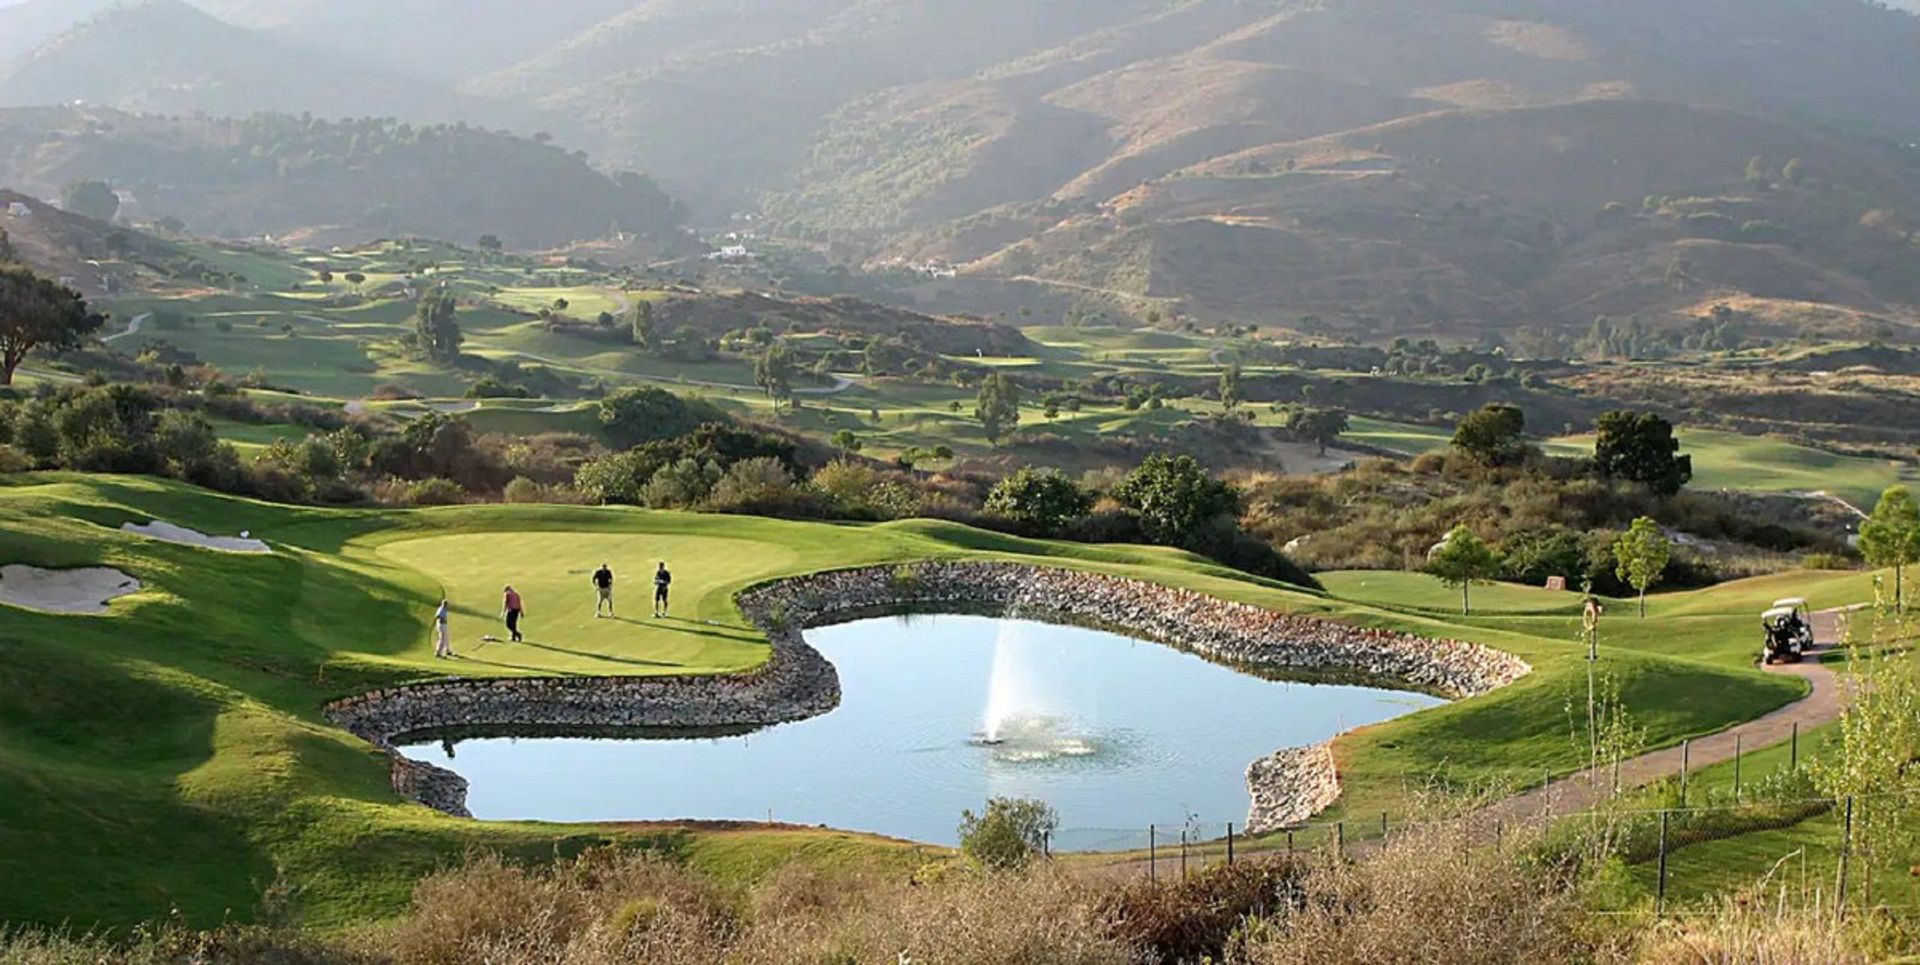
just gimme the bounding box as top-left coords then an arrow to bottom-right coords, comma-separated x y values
398,615 -> 1443,850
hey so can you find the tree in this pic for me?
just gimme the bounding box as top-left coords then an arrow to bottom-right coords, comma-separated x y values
1859,485 -> 1920,610
0,227 -> 15,264
1592,410 -> 1692,495
985,468 -> 1094,533
754,343 -> 795,412
62,180 -> 120,222
1112,454 -> 1239,544
1219,363 -> 1243,411
1782,157 -> 1805,186
413,287 -> 463,362
1427,525 -> 1502,615
1451,403 -> 1527,464
630,301 -> 656,349
975,372 -> 1021,445
1283,406 -> 1349,456
1744,155 -> 1772,188
829,429 -> 863,454
477,234 -> 504,257
957,797 -> 1057,871
596,386 -> 700,449
343,271 -> 366,288
1612,517 -> 1672,617
0,265 -> 105,385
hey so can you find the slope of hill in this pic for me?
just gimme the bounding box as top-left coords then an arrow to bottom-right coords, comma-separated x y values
0,107 -> 692,249
0,188 -> 207,296
0,0 -> 509,125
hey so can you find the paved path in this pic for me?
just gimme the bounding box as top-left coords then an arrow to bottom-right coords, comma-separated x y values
1091,609 -> 1850,877
100,312 -> 151,344
1476,608 -> 1845,827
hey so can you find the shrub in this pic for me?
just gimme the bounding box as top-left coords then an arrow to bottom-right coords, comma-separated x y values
641,458 -> 721,509
703,457 -> 818,516
0,444 -> 28,474
957,797 -> 1057,871
985,467 -> 1094,533
1105,861 -> 1306,963
502,477 -> 544,504
399,478 -> 466,506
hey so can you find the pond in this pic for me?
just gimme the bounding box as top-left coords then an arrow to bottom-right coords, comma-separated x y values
398,615 -> 1444,850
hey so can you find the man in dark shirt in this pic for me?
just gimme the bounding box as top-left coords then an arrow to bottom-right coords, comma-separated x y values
653,562 -> 672,618
592,563 -> 615,618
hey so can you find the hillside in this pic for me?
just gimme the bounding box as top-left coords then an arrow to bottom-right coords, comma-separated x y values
0,107 -> 692,250
0,0 -> 512,126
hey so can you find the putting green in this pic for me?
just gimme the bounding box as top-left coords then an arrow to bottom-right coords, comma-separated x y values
379,532 -> 798,675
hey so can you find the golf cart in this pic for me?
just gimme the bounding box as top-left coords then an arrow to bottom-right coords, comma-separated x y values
1761,598 -> 1813,664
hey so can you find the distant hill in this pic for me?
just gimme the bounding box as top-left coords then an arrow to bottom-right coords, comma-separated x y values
0,107 -> 693,250
0,0 -> 513,125
0,188 -> 209,297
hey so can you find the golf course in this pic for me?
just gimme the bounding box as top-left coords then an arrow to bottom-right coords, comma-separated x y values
3,470 -> 1887,931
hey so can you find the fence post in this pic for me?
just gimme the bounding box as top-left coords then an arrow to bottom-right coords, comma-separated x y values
1336,822 -> 1345,860
1149,825 -> 1157,884
1494,820 -> 1502,852
1180,830 -> 1189,879
1656,809 -> 1670,917
1680,739 -> 1690,804
1838,797 -> 1853,917
1791,722 -> 1799,772
1043,831 -> 1051,859
1734,733 -> 1743,802
1543,767 -> 1551,791
1227,822 -> 1236,866
1381,811 -> 1389,838
1287,829 -> 1294,855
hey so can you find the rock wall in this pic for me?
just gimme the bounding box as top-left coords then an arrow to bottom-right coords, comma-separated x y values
327,561 -> 1530,832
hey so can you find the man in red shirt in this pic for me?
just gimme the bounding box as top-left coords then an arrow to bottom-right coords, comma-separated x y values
502,585 -> 525,642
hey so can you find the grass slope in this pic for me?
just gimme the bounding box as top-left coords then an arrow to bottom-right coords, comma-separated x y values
0,474 -> 1866,932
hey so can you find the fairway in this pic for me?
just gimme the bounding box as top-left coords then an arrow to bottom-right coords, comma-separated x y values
1546,427 -> 1919,511
380,531 -> 798,675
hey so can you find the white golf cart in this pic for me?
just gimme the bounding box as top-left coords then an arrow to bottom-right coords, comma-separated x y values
1761,597 -> 1813,664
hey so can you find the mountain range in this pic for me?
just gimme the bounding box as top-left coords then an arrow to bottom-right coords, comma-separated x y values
2,0 -> 1918,336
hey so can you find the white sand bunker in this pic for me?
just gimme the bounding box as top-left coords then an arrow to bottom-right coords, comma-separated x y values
0,565 -> 141,614
121,520 -> 272,554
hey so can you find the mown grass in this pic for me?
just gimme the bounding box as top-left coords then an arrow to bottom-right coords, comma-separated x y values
1546,427 -> 1919,511
0,474 -> 1857,933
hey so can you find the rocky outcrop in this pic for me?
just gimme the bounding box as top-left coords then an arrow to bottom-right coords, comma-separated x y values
1245,744 -> 1340,834
327,561 -> 1530,832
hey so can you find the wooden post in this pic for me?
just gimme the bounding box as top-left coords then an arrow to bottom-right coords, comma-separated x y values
1227,822 -> 1236,865
1791,722 -> 1799,772
1336,822 -> 1345,860
1734,734 -> 1743,803
1838,798 -> 1853,917
1381,811 -> 1389,837
1287,829 -> 1294,855
1180,830 -> 1189,879
1149,825 -> 1157,883
1656,810 -> 1670,917
1680,739 -> 1690,804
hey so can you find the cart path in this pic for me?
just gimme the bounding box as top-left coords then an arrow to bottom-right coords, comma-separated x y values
1473,607 -> 1847,827
1090,609 -> 1852,878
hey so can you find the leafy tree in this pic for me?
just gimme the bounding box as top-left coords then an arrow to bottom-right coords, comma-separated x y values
1428,525 -> 1502,615
413,287 -> 463,362
1451,403 -> 1527,464
0,227 -> 15,263
477,234 -> 504,255
1612,517 -> 1672,617
343,271 -> 366,288
957,797 -> 1057,871
1860,485 -> 1920,609
0,265 -> 106,385
754,343 -> 796,412
829,429 -> 862,453
1782,157 -> 1805,186
975,372 -> 1021,445
1219,363 -> 1243,411
62,180 -> 120,222
630,301 -> 656,349
1113,454 -> 1239,544
596,386 -> 700,449
1282,406 -> 1350,456
1744,155 -> 1772,188
1592,410 -> 1692,495
985,468 -> 1094,533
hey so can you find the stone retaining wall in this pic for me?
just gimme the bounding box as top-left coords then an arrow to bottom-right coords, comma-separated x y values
326,561 -> 1530,833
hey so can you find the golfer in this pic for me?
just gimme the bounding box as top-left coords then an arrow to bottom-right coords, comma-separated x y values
592,563 -> 615,617
433,598 -> 452,659
653,562 -> 672,618
502,585 -> 524,642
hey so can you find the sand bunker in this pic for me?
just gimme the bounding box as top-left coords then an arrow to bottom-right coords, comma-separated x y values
121,520 -> 271,554
0,565 -> 141,614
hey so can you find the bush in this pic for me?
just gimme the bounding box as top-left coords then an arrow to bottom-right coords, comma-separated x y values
502,477 -> 544,504
957,797 -> 1057,871
399,478 -> 466,506
985,467 -> 1094,533
1106,862 -> 1305,963
703,457 -> 820,516
641,458 -> 721,509
0,444 -> 29,474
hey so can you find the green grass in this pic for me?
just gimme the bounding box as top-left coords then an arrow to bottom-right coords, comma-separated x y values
1546,428 -> 1920,511
0,474 -> 1873,933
